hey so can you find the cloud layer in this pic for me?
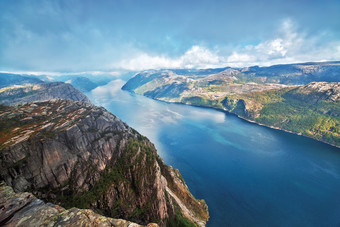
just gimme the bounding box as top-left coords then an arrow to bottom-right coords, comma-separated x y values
225,20 -> 340,67
1,0 -> 340,72
114,46 -> 223,70
115,20 -> 340,70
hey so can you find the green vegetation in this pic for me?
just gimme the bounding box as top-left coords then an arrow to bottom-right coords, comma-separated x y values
182,96 -> 223,109
0,109 -> 27,149
42,130 -> 59,139
135,78 -> 166,94
165,191 -> 196,227
224,88 -> 340,146
151,79 -> 339,147
130,71 -> 339,147
257,98 -> 340,146
41,137 -> 160,224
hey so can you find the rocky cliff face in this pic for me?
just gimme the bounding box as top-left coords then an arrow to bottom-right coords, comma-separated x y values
0,99 -> 208,226
0,82 -> 91,106
0,182 -> 158,227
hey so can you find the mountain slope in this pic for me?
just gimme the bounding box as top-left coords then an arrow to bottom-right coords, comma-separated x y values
0,99 -> 208,226
0,82 -> 91,106
0,182 -> 157,227
239,61 -> 340,84
0,73 -> 43,89
68,76 -> 98,92
122,62 -> 340,147
221,82 -> 339,146
123,61 -> 340,90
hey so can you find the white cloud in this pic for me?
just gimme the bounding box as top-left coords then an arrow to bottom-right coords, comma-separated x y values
113,19 -> 340,70
114,45 -> 227,70
226,19 -> 340,67
2,19 -> 339,73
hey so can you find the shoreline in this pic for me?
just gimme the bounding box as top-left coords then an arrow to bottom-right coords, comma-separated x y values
135,93 -> 340,149
235,114 -> 340,149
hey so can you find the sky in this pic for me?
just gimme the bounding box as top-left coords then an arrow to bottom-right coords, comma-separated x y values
0,0 -> 340,73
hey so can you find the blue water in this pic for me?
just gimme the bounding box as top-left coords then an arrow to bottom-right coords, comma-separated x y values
86,80 -> 340,227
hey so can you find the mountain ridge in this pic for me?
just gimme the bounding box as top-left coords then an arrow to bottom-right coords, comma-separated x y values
122,61 -> 340,147
0,82 -> 92,106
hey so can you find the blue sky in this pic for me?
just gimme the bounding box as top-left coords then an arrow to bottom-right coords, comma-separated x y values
1,0 -> 340,72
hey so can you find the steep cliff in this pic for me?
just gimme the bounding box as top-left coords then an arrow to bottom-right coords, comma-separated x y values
0,182 -> 158,227
0,99 -> 208,226
0,82 -> 91,106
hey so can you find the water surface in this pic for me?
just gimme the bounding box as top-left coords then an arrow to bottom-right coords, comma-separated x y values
86,80 -> 340,226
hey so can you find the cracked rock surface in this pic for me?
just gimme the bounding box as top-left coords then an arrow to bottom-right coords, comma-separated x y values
0,182 -> 157,227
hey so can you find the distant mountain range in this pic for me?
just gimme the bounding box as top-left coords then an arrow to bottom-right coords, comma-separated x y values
0,72 -> 111,93
0,73 -> 44,88
123,61 -> 340,147
0,82 -> 91,106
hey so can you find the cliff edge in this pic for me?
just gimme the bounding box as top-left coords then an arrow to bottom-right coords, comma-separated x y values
0,99 -> 208,226
0,182 -> 158,227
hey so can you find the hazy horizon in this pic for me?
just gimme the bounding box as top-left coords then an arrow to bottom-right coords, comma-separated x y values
1,60 -> 340,77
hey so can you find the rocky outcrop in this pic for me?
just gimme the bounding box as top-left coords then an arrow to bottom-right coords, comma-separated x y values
223,98 -> 250,118
0,82 -> 91,106
0,182 -> 158,227
288,82 -> 340,103
0,99 -> 208,226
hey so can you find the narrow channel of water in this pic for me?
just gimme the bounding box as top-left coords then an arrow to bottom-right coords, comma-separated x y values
86,80 -> 340,226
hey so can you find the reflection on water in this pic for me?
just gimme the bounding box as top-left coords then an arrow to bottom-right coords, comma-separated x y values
87,80 -> 340,227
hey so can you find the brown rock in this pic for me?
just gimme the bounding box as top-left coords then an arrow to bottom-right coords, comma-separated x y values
0,182 -> 157,227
